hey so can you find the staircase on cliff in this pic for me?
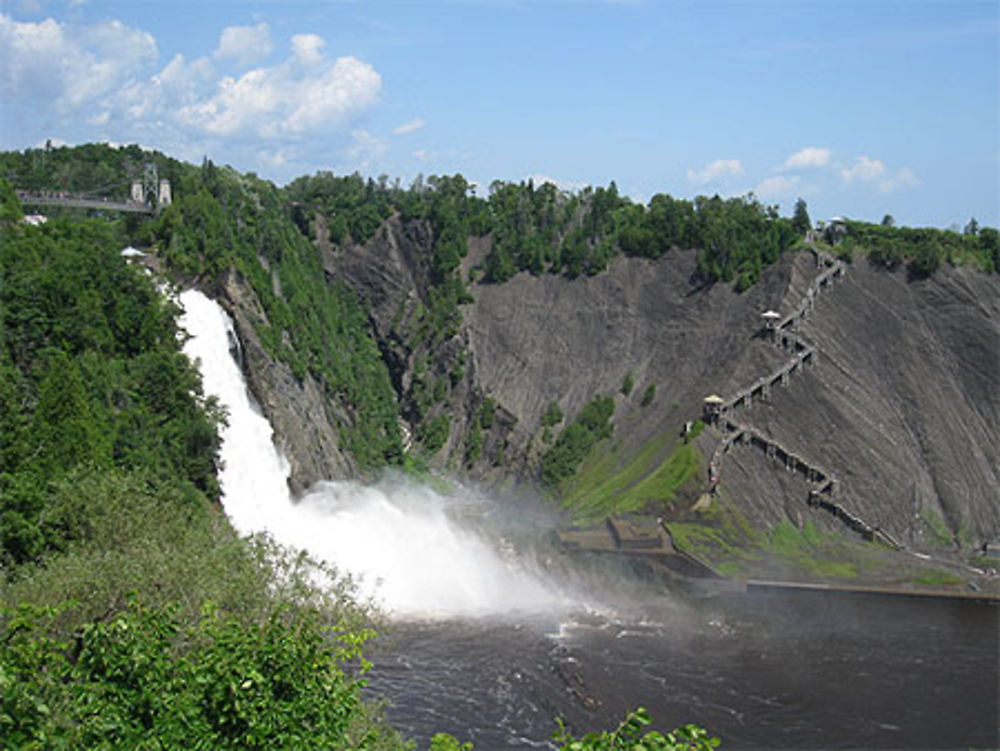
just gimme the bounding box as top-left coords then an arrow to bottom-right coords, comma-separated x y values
700,249 -> 902,549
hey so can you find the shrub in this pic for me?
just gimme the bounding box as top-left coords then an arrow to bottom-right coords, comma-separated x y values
641,383 -> 657,407
541,401 -> 564,427
540,396 -> 614,486
621,371 -> 635,396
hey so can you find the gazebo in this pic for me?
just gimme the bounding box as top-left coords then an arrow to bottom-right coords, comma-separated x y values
702,394 -> 725,422
120,246 -> 145,261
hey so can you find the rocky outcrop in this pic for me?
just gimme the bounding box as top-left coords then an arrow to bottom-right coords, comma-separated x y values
326,216 -> 516,476
218,270 -> 356,495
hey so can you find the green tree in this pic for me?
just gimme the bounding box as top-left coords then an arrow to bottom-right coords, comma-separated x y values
791,198 -> 811,236
979,227 -> 999,272
908,241 -> 940,277
28,350 -> 111,477
0,178 -> 23,227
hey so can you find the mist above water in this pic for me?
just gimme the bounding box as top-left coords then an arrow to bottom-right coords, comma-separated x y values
179,289 -> 569,619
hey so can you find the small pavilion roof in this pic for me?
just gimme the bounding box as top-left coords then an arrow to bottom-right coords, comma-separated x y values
761,310 -> 781,320
703,394 -> 724,404
120,246 -> 145,258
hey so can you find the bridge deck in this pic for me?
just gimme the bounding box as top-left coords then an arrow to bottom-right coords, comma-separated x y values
17,193 -> 152,214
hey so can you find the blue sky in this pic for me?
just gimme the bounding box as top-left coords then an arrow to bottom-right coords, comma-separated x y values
1,0 -> 997,227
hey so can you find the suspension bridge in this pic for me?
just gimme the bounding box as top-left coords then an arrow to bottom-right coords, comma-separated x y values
11,163 -> 171,215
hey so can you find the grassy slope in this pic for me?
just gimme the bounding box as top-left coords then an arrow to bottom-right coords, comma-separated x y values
559,431 -> 702,523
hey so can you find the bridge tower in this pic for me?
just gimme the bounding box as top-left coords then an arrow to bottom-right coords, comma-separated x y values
127,163 -> 171,209
143,163 -> 159,206
158,178 -> 172,207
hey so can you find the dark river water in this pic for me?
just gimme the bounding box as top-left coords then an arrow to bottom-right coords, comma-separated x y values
367,587 -> 998,750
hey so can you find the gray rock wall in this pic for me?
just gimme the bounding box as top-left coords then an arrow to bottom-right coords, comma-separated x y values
249,212 -> 1000,551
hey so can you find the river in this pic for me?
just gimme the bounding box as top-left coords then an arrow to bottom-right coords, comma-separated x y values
180,290 -> 998,750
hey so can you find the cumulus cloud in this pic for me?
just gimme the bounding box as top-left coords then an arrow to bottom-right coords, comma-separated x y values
178,52 -> 381,137
687,158 -> 743,185
840,155 -> 885,183
840,156 -> 918,192
0,13 -> 156,110
214,23 -> 272,67
393,117 -> 426,135
291,34 -> 325,65
877,167 -> 919,193
754,174 -> 800,199
1,12 -> 384,179
783,146 -> 831,169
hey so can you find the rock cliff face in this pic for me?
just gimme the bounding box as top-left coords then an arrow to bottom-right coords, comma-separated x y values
249,214 -> 1000,552
217,270 -> 356,496
726,257 -> 1000,547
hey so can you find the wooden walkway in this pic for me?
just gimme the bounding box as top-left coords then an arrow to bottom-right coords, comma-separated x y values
705,250 -> 900,549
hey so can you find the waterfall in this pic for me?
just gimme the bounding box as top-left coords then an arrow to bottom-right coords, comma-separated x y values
179,290 -> 292,536
178,290 -> 564,619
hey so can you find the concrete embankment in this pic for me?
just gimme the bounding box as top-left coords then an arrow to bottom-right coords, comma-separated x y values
745,578 -> 1000,604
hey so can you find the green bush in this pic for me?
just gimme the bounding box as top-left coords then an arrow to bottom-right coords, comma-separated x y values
552,708 -> 719,751
542,401 -> 564,427
621,371 -> 635,396
418,413 -> 451,455
540,396 -> 614,486
641,383 -> 657,407
1,598 -> 377,750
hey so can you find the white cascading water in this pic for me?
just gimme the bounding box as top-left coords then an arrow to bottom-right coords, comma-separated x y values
178,290 -> 562,619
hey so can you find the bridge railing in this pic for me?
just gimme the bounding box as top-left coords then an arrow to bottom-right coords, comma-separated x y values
16,191 -> 152,214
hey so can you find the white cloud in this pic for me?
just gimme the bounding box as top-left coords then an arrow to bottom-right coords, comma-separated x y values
214,23 -> 272,68
413,148 -> 429,161
878,167 -> 919,193
2,13 -> 385,182
177,52 -> 381,137
257,147 -> 295,168
754,174 -> 800,199
393,117 -> 426,135
840,155 -> 885,183
783,146 -> 831,169
0,13 -> 156,111
345,129 -> 387,170
687,158 -> 743,185
840,156 -> 918,193
290,34 -> 325,65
